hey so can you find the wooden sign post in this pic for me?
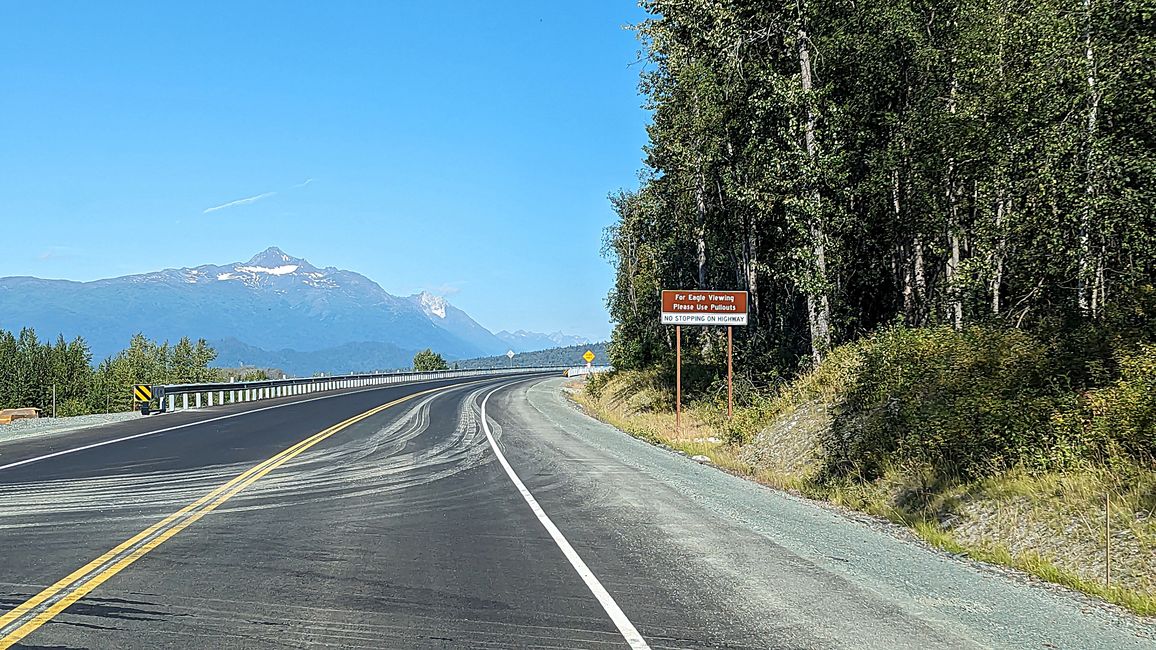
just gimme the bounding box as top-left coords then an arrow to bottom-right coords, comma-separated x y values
676,325 -> 682,430
661,290 -> 748,428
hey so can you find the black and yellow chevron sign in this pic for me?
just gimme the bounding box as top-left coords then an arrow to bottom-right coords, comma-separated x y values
133,385 -> 153,402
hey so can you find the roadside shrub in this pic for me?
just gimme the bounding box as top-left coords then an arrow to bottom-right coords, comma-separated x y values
585,369 -> 612,400
1086,344 -> 1156,464
55,397 -> 90,418
718,342 -> 864,446
822,326 -> 1081,481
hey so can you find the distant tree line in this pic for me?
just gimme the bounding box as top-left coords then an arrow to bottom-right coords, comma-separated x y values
606,0 -> 1155,378
0,328 -> 236,416
455,343 -> 609,370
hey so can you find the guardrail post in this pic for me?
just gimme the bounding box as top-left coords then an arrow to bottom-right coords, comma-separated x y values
182,394 -> 188,410
207,392 -> 213,407
168,394 -> 175,411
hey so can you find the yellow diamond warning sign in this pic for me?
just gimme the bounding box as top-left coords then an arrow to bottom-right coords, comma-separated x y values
582,350 -> 595,363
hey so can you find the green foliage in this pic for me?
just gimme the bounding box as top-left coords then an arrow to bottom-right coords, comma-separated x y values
584,370 -> 613,400
238,369 -> 272,381
0,329 -> 93,414
820,326 -> 1155,481
1085,344 -> 1156,463
607,0 -> 1156,392
412,348 -> 449,372
1,328 -> 224,415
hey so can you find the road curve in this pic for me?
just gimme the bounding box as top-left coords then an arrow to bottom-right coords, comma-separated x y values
0,375 -> 1151,649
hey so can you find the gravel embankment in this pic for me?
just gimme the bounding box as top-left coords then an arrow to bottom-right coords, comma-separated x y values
0,412 -> 141,444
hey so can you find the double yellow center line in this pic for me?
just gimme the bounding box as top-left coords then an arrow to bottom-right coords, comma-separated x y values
0,383 -> 451,648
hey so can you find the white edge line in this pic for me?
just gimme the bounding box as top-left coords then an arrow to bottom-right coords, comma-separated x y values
480,386 -> 652,650
0,379 -> 469,473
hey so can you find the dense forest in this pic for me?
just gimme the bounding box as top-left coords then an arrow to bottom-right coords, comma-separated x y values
456,343 -> 609,370
0,329 -> 261,416
606,0 -> 1155,377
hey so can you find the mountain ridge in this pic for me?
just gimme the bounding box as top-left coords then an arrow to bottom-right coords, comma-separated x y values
0,247 -> 590,369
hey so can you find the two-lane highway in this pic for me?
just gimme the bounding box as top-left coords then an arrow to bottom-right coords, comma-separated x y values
0,375 -> 654,649
0,375 -> 1151,649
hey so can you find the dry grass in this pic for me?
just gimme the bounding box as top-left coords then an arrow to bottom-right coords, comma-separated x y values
570,370 -> 1156,617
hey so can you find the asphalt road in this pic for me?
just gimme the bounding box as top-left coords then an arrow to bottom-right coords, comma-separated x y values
0,375 -> 1151,649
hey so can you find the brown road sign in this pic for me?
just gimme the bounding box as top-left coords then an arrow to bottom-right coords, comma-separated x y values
582,350 -> 596,363
133,385 -> 153,402
661,290 -> 748,326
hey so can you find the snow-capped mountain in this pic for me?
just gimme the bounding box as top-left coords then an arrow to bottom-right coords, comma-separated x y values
496,329 -> 591,353
0,247 -> 509,364
404,291 -> 507,355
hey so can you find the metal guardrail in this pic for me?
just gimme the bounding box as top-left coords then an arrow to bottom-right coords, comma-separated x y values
562,365 -> 613,377
149,366 -> 572,413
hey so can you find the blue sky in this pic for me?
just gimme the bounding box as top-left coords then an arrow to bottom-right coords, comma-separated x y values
0,2 -> 651,341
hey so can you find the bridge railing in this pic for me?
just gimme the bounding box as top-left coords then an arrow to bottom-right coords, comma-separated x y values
149,366 -> 570,412
562,365 -> 613,377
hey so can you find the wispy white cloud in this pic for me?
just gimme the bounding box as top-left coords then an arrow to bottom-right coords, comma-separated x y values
37,246 -> 78,261
291,178 -> 315,188
203,191 -> 277,214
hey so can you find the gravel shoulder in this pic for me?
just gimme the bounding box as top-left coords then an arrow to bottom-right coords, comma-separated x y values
0,412 -> 141,445
513,377 -> 1156,649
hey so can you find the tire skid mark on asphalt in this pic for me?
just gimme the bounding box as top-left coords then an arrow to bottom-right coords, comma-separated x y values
0,382 -> 503,648
0,380 -> 521,648
0,385 -> 497,530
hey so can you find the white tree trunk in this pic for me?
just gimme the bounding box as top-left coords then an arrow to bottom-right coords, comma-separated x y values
946,72 -> 963,329
798,20 -> 830,362
992,194 -> 1006,314
913,234 -> 927,325
1079,0 -> 1100,317
696,162 -> 708,290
